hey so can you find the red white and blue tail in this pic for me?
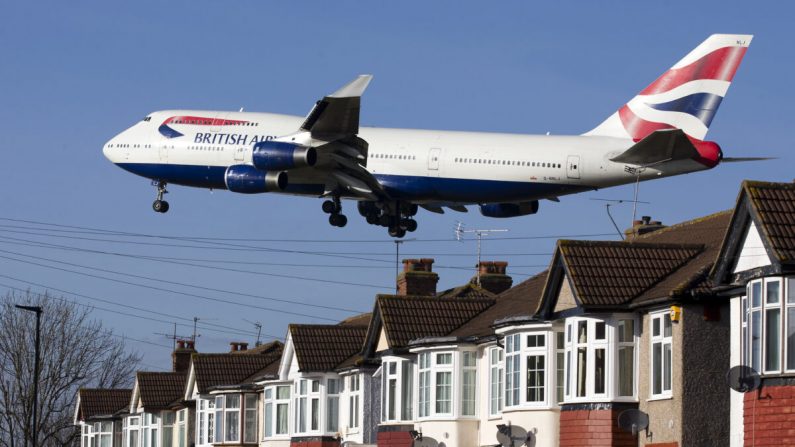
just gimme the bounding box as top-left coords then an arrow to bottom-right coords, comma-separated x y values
585,34 -> 752,141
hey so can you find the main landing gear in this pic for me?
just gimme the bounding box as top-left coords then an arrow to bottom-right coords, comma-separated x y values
322,197 -> 348,227
357,201 -> 418,238
152,180 -> 170,213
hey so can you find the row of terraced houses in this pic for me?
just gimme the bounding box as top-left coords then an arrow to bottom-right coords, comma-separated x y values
74,180 -> 795,447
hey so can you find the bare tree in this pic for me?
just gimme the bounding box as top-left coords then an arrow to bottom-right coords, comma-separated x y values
0,290 -> 140,446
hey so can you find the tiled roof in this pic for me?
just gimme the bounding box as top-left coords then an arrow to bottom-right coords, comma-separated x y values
449,271 -> 548,337
137,372 -> 186,409
556,240 -> 703,306
290,324 -> 368,372
744,181 -> 795,263
77,388 -> 131,420
377,295 -> 496,348
436,283 -> 497,300
193,344 -> 283,394
338,313 -> 373,327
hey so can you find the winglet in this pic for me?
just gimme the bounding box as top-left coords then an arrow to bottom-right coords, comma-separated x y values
329,75 -> 373,98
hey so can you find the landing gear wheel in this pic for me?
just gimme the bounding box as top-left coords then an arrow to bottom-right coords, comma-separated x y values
403,219 -> 417,232
153,200 -> 169,213
389,227 -> 406,238
329,214 -> 348,227
366,214 -> 379,225
322,200 -> 339,214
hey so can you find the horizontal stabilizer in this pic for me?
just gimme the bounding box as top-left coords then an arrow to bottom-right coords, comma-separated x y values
610,129 -> 698,166
721,156 -> 776,163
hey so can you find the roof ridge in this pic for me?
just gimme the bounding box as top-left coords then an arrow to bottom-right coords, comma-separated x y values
743,179 -> 795,190
558,239 -> 706,250
377,294 -> 496,303
632,209 -> 733,241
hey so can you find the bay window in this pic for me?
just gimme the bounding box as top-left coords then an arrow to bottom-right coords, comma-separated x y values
294,379 -> 321,434
381,358 -> 414,422
488,347 -> 503,416
127,416 -> 140,447
347,375 -> 361,430
651,312 -> 673,398
326,379 -> 340,433
434,353 -> 453,415
141,413 -> 159,447
162,412 -> 175,447
418,353 -> 431,418
564,316 -> 637,401
263,385 -> 290,438
195,398 -> 214,446
525,334 -> 546,403
742,277 -> 795,375
92,421 -> 112,447
212,394 -> 255,443
461,351 -> 477,416
244,394 -> 257,443
176,409 -> 186,447
505,334 -> 521,406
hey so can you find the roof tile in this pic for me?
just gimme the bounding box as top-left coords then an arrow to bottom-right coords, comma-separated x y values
77,388 -> 131,420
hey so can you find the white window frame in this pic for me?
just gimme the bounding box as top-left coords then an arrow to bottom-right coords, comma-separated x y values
126,416 -> 141,447
418,353 -> 431,418
263,384 -> 291,439
345,374 -> 361,432
433,352 -> 454,416
524,332 -> 548,405
212,394 -> 245,444
381,357 -> 414,423
460,350 -> 477,417
195,397 -> 215,447
743,276 -> 795,375
326,378 -> 340,434
176,409 -> 186,447
504,334 -> 521,407
488,347 -> 503,417
161,412 -> 175,447
243,394 -> 258,443
293,379 -> 321,435
141,413 -> 159,447
650,311 -> 673,399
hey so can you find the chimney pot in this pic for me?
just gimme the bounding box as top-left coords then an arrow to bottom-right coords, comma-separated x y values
472,261 -> 513,294
641,216 -> 651,224
172,338 -> 196,373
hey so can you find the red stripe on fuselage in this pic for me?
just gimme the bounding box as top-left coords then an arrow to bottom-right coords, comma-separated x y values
639,46 -> 747,95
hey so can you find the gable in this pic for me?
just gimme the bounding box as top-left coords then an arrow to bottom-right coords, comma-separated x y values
553,274 -> 578,313
376,328 -> 390,352
732,221 -> 772,273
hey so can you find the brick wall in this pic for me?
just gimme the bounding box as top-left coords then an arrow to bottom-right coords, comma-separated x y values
743,385 -> 795,446
290,436 -> 340,447
559,406 -> 636,447
377,424 -> 414,447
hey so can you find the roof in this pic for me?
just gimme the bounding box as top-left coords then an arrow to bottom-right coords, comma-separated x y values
77,388 -> 131,420
338,313 -> 373,327
436,282 -> 497,300
193,344 -> 283,394
290,324 -> 368,372
449,271 -> 548,338
137,372 -> 186,409
376,295 -> 496,348
740,181 -> 795,263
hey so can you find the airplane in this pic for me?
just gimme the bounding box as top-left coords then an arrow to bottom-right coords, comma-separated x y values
104,34 -> 761,238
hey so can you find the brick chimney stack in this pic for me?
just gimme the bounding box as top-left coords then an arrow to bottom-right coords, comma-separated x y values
397,258 -> 439,296
229,342 -> 249,352
471,261 -> 513,295
624,215 -> 666,240
172,339 -> 196,373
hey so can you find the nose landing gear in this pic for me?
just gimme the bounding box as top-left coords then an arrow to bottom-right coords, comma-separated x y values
152,180 -> 170,213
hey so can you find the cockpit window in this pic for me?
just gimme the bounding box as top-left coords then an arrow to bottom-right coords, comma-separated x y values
143,116 -> 151,122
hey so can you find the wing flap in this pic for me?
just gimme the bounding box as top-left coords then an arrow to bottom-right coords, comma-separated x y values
300,75 -> 373,139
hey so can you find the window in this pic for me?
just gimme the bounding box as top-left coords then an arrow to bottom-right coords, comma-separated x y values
294,379 -> 321,433
326,379 -> 340,433
244,394 -> 257,443
505,334 -> 521,406
461,351 -> 477,416
195,398 -> 214,446
162,412 -> 175,447
141,413 -> 159,447
489,347 -> 504,416
263,385 -> 290,436
651,312 -> 673,397
556,332 -> 565,403
617,319 -> 635,397
525,333 -> 546,403
176,410 -> 186,447
212,395 -> 245,443
127,416 -> 140,447
382,359 -> 413,422
743,277 -> 795,374
418,353 -> 431,418
347,375 -> 360,430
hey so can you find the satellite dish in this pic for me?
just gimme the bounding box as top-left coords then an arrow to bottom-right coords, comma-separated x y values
726,365 -> 761,393
496,424 -> 512,447
617,409 -> 649,436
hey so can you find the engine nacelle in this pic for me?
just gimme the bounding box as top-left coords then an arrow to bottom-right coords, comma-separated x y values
252,141 -> 317,171
224,164 -> 287,194
480,201 -> 539,218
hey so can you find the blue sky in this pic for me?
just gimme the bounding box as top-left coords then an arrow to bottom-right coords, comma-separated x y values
0,2 -> 791,369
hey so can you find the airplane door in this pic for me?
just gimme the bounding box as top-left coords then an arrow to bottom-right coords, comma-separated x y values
159,144 -> 168,163
233,147 -> 246,162
567,155 -> 580,179
428,148 -> 442,171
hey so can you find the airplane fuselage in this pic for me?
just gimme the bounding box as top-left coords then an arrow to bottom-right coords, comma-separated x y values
103,109 -> 713,205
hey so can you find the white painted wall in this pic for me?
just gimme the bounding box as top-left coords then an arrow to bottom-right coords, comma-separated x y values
733,222 -> 772,273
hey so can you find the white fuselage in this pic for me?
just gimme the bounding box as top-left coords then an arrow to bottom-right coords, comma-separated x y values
103,110 -> 713,205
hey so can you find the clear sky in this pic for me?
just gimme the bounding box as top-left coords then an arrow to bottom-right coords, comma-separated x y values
0,1 -> 791,369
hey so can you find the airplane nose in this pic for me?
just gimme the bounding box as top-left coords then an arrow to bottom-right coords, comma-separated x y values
102,140 -> 116,162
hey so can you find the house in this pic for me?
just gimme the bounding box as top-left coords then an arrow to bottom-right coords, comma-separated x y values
263,315 -> 371,447
183,340 -> 283,446
710,180 -> 795,447
74,388 -> 132,447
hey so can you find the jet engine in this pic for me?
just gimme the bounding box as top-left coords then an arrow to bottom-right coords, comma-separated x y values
224,164 -> 287,194
480,201 -> 539,218
252,141 -> 317,171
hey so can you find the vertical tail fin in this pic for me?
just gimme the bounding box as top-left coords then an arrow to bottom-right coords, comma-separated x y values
585,34 -> 752,141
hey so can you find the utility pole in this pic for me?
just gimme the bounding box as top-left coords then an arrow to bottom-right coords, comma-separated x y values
455,223 -> 508,286
15,305 -> 42,447
393,238 -> 416,294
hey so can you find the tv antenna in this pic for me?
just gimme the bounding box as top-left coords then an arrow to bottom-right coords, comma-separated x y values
617,408 -> 650,437
154,323 -> 192,349
455,222 -> 508,286
590,198 -> 651,240
244,319 -> 263,346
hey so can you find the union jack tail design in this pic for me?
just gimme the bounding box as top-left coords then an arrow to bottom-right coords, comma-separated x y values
586,34 -> 752,141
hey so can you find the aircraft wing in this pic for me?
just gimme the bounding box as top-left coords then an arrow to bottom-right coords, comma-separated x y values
294,75 -> 389,200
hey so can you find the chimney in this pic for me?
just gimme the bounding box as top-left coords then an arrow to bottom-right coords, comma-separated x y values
397,258 -> 439,296
471,261 -> 513,295
624,215 -> 666,240
229,341 -> 249,352
172,339 -> 196,373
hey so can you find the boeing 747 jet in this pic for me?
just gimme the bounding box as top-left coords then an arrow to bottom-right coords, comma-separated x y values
104,34 -> 759,237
